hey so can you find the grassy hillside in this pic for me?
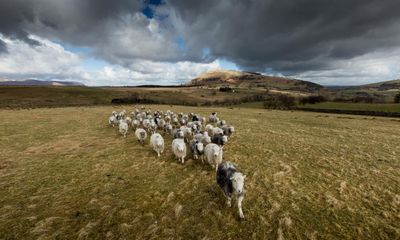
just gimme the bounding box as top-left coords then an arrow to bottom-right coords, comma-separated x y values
1,105 -> 399,239
188,70 -> 323,92
0,86 -> 268,109
300,102 -> 400,113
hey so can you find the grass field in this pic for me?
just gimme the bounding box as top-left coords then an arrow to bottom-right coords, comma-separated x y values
1,105 -> 399,239
0,86 -> 266,109
301,102 -> 400,113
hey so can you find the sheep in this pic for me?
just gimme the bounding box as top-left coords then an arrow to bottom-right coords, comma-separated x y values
216,120 -> 226,128
131,119 -> 140,130
163,123 -> 173,135
216,162 -> 246,219
190,139 -> 204,162
204,143 -> 223,171
179,118 -> 187,126
211,134 -> 228,146
194,131 -> 211,144
180,126 -> 192,143
172,138 -> 187,164
118,119 -> 129,137
208,112 -> 219,123
142,119 -> 151,130
149,121 -> 157,134
173,129 -> 184,139
165,115 -> 171,123
157,118 -> 166,128
211,127 -> 224,137
135,128 -> 147,145
205,124 -> 214,135
150,133 -> 164,157
118,110 -> 126,120
109,115 -> 117,127
222,125 -> 235,137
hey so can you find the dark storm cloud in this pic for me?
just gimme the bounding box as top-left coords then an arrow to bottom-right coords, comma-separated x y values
168,0 -> 400,73
1,0 -> 400,75
0,39 -> 7,53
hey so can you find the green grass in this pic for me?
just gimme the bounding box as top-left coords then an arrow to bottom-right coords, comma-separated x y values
0,86 -> 266,109
301,102 -> 400,113
1,105 -> 399,239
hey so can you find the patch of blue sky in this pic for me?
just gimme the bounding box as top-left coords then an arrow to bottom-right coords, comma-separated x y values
82,58 -> 109,71
219,58 -> 240,71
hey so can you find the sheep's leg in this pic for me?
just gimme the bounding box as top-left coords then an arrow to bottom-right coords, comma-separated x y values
238,195 -> 244,219
181,157 -> 185,164
227,196 -> 232,207
157,151 -> 160,157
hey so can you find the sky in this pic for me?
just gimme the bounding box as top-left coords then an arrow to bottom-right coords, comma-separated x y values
0,0 -> 400,86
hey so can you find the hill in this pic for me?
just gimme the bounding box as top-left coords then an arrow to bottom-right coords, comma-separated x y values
0,79 -> 85,86
359,79 -> 400,91
188,69 -> 323,92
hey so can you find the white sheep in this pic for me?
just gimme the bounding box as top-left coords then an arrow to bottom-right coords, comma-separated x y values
205,124 -> 214,135
211,127 -> 224,137
108,115 -> 117,127
216,120 -> 226,127
131,119 -> 140,130
194,132 -> 211,144
180,126 -> 192,143
150,133 -> 164,157
135,128 -> 147,145
204,143 -> 223,171
172,138 -> 187,164
118,120 -> 128,137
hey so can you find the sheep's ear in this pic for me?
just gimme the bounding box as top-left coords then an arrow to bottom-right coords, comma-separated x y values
230,177 -> 234,180
243,175 -> 247,179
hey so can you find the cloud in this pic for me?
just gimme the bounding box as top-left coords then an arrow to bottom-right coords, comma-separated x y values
168,0 -> 400,74
1,0 -> 400,85
291,48 -> 400,85
0,34 -> 82,79
0,34 -> 221,86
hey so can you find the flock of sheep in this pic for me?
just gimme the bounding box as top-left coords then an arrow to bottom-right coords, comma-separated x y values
108,107 -> 246,219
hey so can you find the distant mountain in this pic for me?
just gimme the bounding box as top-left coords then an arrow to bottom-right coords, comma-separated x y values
0,79 -> 85,86
188,69 -> 323,92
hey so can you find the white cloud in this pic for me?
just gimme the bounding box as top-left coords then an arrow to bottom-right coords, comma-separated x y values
0,34 -> 221,86
291,49 -> 400,85
0,34 -> 81,79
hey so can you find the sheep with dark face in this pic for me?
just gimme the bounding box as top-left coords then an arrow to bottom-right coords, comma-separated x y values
216,120 -> 226,128
135,128 -> 147,145
208,112 -> 219,123
163,123 -> 173,135
211,134 -> 228,146
172,129 -> 184,139
190,139 -> 204,162
216,162 -> 246,219
222,125 -> 235,137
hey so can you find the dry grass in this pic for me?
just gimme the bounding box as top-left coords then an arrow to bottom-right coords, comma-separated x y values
0,105 -> 399,239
